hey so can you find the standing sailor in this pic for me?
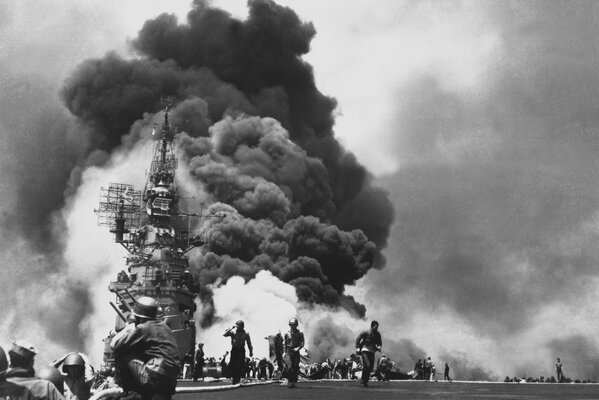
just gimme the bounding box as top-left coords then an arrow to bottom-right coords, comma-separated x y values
283,318 -> 304,388
555,358 -> 564,382
110,296 -> 180,400
223,320 -> 253,385
193,344 -> 204,382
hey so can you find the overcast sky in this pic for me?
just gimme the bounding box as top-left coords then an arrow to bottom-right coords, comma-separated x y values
4,0 -> 599,380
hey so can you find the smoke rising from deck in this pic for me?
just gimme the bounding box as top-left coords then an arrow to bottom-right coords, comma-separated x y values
60,0 -> 393,329
9,0 -> 599,382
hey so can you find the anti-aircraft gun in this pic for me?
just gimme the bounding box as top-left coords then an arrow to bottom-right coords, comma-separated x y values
95,98 -> 208,373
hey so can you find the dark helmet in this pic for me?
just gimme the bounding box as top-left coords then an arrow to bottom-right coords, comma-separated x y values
62,353 -> 85,373
235,320 -> 244,328
63,352 -> 85,367
0,346 -> 8,377
132,296 -> 158,320
289,318 -> 299,327
36,365 -> 64,394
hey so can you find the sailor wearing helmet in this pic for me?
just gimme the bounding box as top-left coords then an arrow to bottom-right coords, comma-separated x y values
223,320 -> 253,385
50,352 -> 94,400
110,296 -> 180,400
283,318 -> 304,388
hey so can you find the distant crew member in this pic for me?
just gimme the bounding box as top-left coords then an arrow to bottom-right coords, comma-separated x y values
223,320 -> 253,385
6,341 -> 65,400
111,296 -> 180,400
51,353 -> 95,400
0,345 -> 36,400
284,318 -> 305,388
444,363 -> 452,382
556,358 -> 564,382
424,357 -> 432,380
376,354 -> 389,381
193,343 -> 204,382
355,321 -> 382,387
257,358 -> 268,380
414,359 -> 423,380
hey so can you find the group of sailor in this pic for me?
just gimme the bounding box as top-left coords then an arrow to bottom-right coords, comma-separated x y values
220,316 -> 305,388
0,296 -> 178,400
0,340 -> 92,400
0,297 -> 384,400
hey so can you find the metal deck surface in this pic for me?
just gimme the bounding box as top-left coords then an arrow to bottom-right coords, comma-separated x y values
175,380 -> 599,400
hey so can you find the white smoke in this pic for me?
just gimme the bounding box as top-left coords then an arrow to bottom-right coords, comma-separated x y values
61,130 -> 154,365
197,269 -> 370,362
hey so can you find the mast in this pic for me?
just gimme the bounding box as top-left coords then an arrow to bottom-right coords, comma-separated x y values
95,98 -> 203,371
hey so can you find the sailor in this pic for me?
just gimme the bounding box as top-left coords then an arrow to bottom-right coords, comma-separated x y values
355,320 -> 382,387
284,318 -> 305,388
376,354 -> 389,381
0,345 -> 36,400
111,296 -> 180,400
223,320 -> 253,385
51,353 -> 95,400
257,358 -> 268,380
444,363 -> 452,382
192,343 -> 204,382
414,359 -> 423,380
6,341 -> 65,400
556,358 -> 564,382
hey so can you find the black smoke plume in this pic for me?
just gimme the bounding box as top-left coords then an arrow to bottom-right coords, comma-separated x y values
61,0 -> 393,322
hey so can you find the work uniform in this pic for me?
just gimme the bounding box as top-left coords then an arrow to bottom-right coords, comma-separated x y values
63,376 -> 90,400
284,329 -> 305,385
444,364 -> 451,381
0,379 -> 36,400
355,329 -> 382,386
224,329 -> 252,384
111,320 -> 180,400
377,356 -> 389,381
60,353 -> 95,400
556,361 -> 564,382
6,368 -> 65,400
193,347 -> 204,382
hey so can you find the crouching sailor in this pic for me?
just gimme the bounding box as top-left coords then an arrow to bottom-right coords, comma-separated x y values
111,297 -> 180,400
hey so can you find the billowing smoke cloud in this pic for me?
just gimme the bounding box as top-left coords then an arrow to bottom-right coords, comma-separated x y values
60,0 -> 393,327
0,0 -> 396,365
8,0 -> 599,382
360,0 -> 599,380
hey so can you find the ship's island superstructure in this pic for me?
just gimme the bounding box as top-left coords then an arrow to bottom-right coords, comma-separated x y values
95,98 -> 204,370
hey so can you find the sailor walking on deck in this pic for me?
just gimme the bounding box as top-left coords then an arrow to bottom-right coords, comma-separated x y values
110,296 -> 180,400
284,318 -> 305,388
223,320 -> 253,385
